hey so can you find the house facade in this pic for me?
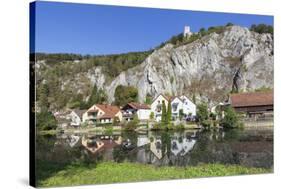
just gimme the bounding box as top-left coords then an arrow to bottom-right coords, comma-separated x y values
82,104 -> 122,125
151,94 -> 196,122
150,94 -> 169,122
171,96 -> 196,120
69,109 -> 86,127
121,102 -> 151,121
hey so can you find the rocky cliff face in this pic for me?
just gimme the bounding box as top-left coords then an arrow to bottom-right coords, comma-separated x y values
38,26 -> 273,107
99,26 -> 273,104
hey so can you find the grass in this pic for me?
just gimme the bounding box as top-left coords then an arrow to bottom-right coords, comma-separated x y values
38,161 -> 271,187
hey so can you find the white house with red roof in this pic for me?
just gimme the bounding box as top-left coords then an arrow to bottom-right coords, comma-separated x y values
82,104 -> 122,124
121,102 -> 151,121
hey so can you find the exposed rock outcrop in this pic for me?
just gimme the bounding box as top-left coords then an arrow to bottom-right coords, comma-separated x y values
101,26 -> 273,104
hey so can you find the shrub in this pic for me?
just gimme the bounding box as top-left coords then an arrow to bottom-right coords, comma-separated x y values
124,115 -> 139,130
149,112 -> 154,120
201,120 -> 212,129
220,107 -> 242,129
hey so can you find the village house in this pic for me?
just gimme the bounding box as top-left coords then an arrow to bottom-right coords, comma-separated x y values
53,110 -> 72,128
151,94 -> 196,122
171,95 -> 196,120
69,109 -> 86,127
82,104 -> 122,125
121,102 -> 151,121
150,94 -> 169,122
228,91 -> 273,117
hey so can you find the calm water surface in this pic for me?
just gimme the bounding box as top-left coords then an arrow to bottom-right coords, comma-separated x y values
36,128 -> 273,171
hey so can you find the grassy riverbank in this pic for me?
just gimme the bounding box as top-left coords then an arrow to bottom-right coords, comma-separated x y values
38,161 -> 270,187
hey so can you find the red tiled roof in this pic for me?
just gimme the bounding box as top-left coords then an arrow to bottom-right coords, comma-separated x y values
88,109 -> 98,113
127,102 -> 150,110
230,91 -> 273,107
95,104 -> 120,119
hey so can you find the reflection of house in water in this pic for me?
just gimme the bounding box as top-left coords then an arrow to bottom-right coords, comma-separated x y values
150,137 -> 163,159
82,135 -> 122,160
55,134 -> 82,148
67,135 -> 81,148
137,135 -> 150,147
171,138 -> 196,156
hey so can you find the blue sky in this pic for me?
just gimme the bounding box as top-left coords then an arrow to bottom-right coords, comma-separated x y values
33,1 -> 273,55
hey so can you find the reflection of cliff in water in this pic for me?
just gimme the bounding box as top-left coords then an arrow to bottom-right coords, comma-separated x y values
189,129 -> 273,168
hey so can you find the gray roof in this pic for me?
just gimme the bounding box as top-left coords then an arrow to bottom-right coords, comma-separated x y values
72,109 -> 87,119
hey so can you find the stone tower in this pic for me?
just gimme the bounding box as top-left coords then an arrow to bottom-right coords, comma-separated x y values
184,26 -> 192,37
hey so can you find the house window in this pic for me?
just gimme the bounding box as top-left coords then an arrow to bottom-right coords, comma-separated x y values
172,103 -> 178,111
156,104 -> 162,112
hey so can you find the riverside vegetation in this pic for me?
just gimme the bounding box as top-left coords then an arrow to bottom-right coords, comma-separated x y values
38,161 -> 269,187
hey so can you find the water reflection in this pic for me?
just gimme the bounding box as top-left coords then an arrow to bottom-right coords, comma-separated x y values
37,129 -> 273,169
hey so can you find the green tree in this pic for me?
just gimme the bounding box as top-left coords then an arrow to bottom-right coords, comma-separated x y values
36,110 -> 57,130
220,107 -> 241,129
161,100 -> 167,125
145,94 -> 153,105
149,112 -> 154,120
86,85 -> 108,108
166,100 -> 172,124
250,24 -> 273,35
37,84 -> 49,110
179,109 -> 184,121
114,85 -> 138,106
196,103 -> 209,124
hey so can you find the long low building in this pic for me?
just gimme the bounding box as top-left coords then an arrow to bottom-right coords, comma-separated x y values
229,91 -> 273,117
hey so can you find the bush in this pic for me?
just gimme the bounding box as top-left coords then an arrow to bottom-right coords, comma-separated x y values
201,120 -> 212,129
124,115 -> 139,130
114,85 -> 138,106
250,24 -> 273,35
151,123 -> 162,130
220,107 -> 242,129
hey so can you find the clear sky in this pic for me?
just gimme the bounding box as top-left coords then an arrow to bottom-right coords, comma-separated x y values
33,1 -> 273,55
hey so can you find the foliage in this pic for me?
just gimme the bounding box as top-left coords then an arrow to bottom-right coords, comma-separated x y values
250,24 -> 273,35
85,85 -> 107,108
37,162 -> 270,187
220,107 -> 242,129
105,126 -> 113,135
36,110 -> 57,130
161,100 -> 167,125
149,112 -> 154,120
114,85 -> 138,106
35,53 -> 83,64
179,109 -> 184,121
112,117 -> 120,126
166,100 -> 172,124
201,120 -> 212,129
196,103 -> 209,123
124,115 -> 139,130
37,84 -> 49,109
145,94 -> 153,104
255,86 -> 272,92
